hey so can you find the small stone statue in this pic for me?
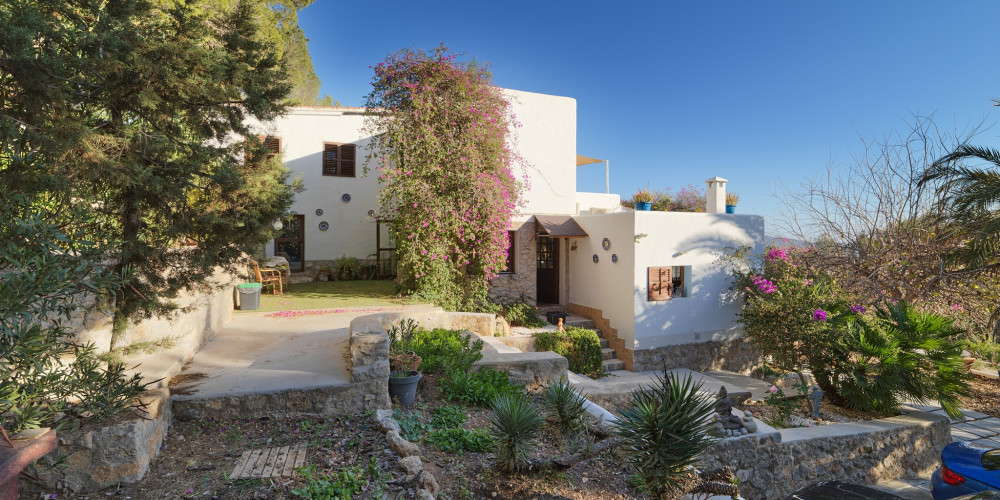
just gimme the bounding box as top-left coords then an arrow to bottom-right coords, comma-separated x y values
557,317 -> 565,332
809,385 -> 824,418
715,386 -> 744,431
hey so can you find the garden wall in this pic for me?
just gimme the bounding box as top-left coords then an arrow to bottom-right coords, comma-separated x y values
23,389 -> 172,495
65,268 -> 239,386
699,409 -> 950,499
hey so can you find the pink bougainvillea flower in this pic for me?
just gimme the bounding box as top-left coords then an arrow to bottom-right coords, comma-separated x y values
812,309 -> 828,321
769,385 -> 778,394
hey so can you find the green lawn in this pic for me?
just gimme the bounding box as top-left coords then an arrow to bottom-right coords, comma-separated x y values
244,279 -> 418,313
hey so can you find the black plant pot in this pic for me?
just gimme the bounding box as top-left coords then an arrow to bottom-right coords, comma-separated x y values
388,370 -> 421,406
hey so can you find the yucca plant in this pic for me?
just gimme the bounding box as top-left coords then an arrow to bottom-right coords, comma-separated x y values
613,371 -> 718,499
830,301 -> 969,418
489,391 -> 543,472
541,380 -> 587,435
725,192 -> 739,205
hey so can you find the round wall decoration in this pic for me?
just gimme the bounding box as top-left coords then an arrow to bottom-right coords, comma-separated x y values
318,221 -> 329,231
612,254 -> 618,263
341,193 -> 351,203
602,238 -> 611,250
593,254 -> 599,264
367,210 -> 376,218
315,208 -> 324,216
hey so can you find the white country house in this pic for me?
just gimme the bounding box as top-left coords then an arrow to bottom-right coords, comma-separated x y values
249,89 -> 764,371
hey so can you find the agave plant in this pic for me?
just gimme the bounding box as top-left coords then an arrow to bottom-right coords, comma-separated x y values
541,380 -> 587,435
488,391 -> 543,472
613,371 -> 718,498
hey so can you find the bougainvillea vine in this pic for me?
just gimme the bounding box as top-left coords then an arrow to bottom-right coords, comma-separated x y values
362,46 -> 524,310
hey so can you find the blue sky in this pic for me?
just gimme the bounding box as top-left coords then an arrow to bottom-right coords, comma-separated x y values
298,1 -> 1000,227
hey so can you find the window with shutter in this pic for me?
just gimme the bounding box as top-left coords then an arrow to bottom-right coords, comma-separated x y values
322,143 -> 356,178
647,266 -> 672,301
263,136 -> 281,158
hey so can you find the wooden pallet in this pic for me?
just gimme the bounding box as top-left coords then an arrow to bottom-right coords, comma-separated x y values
229,445 -> 307,479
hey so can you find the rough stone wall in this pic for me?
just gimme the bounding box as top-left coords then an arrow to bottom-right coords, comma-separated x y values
631,338 -> 759,374
488,220 -> 537,303
66,269 -> 237,360
24,389 -> 172,495
699,411 -> 950,499
173,329 -> 391,421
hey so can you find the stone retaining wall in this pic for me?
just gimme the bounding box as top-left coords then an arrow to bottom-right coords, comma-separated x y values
699,410 -> 950,499
173,328 -> 391,421
631,338 -> 758,374
24,389 -> 172,495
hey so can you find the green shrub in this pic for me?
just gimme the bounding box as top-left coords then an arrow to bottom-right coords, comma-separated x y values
425,428 -> 494,453
440,367 -> 524,407
392,408 -> 432,441
828,301 -> 969,418
333,255 -> 361,280
430,404 -> 467,429
405,327 -> 484,374
489,391 -> 543,472
499,299 -> 546,328
542,380 -> 587,434
535,327 -> 604,377
967,337 -> 1000,365
388,322 -> 484,375
613,371 -> 718,499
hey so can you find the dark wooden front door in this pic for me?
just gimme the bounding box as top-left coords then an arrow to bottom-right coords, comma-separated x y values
536,236 -> 559,304
274,214 -> 305,272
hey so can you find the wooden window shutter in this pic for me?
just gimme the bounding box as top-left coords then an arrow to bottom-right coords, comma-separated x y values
322,143 -> 356,177
263,136 -> 281,157
340,144 -> 356,177
647,266 -> 672,301
323,143 -> 338,176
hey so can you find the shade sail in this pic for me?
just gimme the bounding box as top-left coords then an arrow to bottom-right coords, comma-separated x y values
576,155 -> 605,166
535,215 -> 589,238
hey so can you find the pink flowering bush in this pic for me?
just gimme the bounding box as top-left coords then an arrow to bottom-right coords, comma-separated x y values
726,245 -> 969,418
363,46 -> 524,310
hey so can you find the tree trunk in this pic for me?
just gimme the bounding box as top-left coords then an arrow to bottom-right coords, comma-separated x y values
110,198 -> 142,350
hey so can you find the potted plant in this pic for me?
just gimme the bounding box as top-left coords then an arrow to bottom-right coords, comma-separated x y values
633,187 -> 654,211
726,192 -> 739,214
387,319 -> 422,406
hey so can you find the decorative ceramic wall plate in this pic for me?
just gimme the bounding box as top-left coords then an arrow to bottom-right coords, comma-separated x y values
318,221 -> 329,231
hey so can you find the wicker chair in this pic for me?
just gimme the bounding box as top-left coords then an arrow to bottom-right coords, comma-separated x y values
252,261 -> 283,296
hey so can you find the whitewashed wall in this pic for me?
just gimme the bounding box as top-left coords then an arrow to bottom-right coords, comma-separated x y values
568,213 -> 638,342
252,88 -> 578,264
632,212 -> 764,349
503,89 -> 577,217
575,192 -> 622,214
250,108 -> 379,262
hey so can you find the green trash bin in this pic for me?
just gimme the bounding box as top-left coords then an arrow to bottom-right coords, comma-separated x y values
237,282 -> 262,310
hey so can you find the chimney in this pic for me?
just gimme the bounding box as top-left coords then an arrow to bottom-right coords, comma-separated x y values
705,176 -> 727,213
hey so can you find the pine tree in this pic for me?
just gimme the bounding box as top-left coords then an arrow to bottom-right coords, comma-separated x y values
1,0 -> 299,348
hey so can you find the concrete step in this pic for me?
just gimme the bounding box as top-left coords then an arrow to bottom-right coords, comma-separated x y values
564,314 -> 596,330
536,304 -> 567,314
602,358 -> 626,372
601,347 -> 617,360
599,338 -> 609,348
704,370 -> 778,402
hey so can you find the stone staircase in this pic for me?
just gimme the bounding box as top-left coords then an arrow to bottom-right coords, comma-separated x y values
537,304 -> 626,373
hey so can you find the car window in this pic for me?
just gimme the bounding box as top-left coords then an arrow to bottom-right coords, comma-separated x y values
983,450 -> 1000,470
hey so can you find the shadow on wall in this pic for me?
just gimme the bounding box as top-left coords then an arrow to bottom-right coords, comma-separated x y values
632,230 -> 760,344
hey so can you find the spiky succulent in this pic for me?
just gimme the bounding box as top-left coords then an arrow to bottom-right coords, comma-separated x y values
488,391 -> 542,472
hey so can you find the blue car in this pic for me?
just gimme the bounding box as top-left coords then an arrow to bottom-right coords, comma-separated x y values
931,441 -> 1000,499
